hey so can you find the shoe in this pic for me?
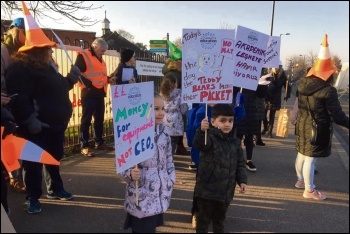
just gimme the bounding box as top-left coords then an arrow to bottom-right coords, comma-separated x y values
255,139 -> 266,146
188,163 -> 198,171
95,142 -> 114,151
9,178 -> 26,193
191,213 -> 197,229
295,180 -> 305,189
47,190 -> 73,201
81,147 -> 94,157
27,198 -> 41,214
268,132 -> 273,138
246,161 -> 257,172
295,181 -> 316,189
303,189 -> 326,200
175,144 -> 190,155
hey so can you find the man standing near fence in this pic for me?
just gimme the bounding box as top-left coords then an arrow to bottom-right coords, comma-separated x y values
74,38 -> 116,157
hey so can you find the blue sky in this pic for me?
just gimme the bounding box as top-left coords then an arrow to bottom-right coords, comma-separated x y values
7,1 -> 349,66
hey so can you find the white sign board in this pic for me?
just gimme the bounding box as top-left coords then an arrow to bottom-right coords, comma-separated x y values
230,25 -> 270,91
136,60 -> 164,76
111,82 -> 155,173
263,36 -> 281,68
182,29 -> 236,103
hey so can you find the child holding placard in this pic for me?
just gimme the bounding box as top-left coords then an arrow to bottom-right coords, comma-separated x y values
193,104 -> 247,233
119,93 -> 176,233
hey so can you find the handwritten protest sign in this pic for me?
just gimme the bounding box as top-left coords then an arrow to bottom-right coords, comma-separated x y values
230,25 -> 269,91
182,29 -> 236,104
111,82 -> 155,173
263,36 -> 281,68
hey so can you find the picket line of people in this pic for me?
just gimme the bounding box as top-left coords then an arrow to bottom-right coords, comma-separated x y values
1,7 -> 349,234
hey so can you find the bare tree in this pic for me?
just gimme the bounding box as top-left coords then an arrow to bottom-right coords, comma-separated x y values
135,42 -> 147,51
117,29 -> 135,42
332,55 -> 342,70
220,22 -> 233,30
173,37 -> 182,50
1,1 -> 103,27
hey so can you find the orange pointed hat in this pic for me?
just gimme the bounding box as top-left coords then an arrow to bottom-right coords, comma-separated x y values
18,1 -> 56,52
306,34 -> 337,81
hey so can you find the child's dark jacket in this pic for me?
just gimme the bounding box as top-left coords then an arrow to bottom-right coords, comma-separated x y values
193,127 -> 247,203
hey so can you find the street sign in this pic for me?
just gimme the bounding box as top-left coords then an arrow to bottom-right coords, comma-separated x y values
149,48 -> 167,53
150,43 -> 167,48
149,40 -> 167,44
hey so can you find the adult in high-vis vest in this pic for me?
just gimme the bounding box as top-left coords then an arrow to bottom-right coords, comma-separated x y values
74,38 -> 116,157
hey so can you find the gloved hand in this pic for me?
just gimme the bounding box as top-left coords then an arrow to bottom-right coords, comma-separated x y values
2,120 -> 17,139
23,113 -> 50,134
236,92 -> 245,106
67,65 -> 81,84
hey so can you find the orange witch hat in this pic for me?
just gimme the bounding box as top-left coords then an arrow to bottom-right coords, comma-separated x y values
306,34 -> 337,81
18,1 -> 56,52
1,127 -> 60,172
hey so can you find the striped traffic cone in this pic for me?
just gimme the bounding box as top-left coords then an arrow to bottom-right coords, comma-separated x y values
306,34 -> 337,81
18,1 -> 56,52
1,127 -> 60,173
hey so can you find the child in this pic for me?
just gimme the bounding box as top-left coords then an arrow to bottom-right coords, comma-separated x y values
160,74 -> 189,155
193,103 -> 247,233
119,93 -> 176,233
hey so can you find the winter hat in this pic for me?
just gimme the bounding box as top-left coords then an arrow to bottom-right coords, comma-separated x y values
121,48 -> 135,63
10,17 -> 25,30
306,34 -> 337,81
18,1 -> 56,53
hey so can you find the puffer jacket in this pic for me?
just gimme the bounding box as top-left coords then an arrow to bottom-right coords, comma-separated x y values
296,76 -> 349,157
193,127 -> 247,203
119,124 -> 176,218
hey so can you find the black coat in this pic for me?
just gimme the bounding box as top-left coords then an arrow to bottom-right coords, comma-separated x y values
265,70 -> 290,110
232,86 -> 265,135
5,61 -> 74,129
296,76 -> 349,157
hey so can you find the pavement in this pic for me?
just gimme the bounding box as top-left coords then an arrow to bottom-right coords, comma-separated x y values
3,97 -> 349,233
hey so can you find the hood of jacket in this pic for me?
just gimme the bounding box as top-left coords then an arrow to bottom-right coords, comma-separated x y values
297,76 -> 329,97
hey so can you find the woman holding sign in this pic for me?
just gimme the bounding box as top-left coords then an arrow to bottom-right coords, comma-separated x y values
119,93 -> 176,233
111,48 -> 139,85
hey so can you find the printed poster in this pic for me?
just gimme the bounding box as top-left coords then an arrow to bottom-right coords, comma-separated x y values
111,82 -> 155,173
182,29 -> 236,104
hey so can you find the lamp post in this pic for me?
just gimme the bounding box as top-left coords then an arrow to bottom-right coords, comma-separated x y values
280,33 -> 290,37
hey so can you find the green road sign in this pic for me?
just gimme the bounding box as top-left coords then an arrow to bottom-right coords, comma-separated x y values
149,40 -> 167,44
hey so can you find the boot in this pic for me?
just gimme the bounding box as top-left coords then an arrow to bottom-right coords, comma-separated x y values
175,144 -> 190,155
268,125 -> 273,138
255,137 -> 266,146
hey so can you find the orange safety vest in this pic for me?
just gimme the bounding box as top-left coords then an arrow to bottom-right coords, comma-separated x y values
78,50 -> 108,92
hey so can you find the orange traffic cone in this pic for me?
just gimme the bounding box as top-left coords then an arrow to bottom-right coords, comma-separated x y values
18,1 -> 56,52
306,34 -> 337,81
1,127 -> 60,172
